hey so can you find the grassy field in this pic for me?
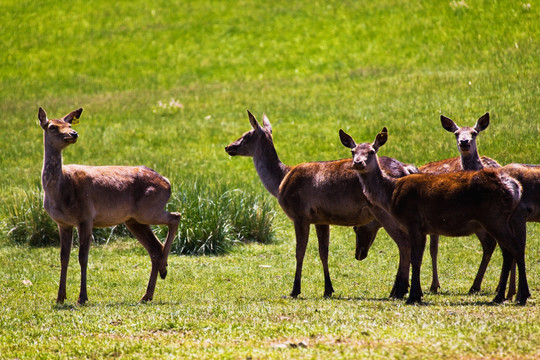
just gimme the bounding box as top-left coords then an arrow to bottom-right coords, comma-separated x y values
1,0 -> 539,358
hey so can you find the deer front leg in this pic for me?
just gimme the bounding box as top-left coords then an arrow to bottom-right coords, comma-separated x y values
390,242 -> 411,299
429,234 -> 440,293
315,224 -> 334,298
56,225 -> 73,304
291,220 -> 310,298
77,222 -> 93,305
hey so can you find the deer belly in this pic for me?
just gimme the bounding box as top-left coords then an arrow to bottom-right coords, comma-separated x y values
421,218 -> 481,237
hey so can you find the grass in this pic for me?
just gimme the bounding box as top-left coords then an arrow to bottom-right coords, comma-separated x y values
1,0 -> 539,358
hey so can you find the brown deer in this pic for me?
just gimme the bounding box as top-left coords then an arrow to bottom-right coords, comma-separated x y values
39,107 -> 181,304
225,111 -> 417,298
419,113 -> 503,295
340,127 -> 530,304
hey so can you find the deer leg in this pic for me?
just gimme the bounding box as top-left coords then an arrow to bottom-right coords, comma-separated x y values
406,230 -> 426,305
429,234 -> 440,293
76,222 -> 93,305
291,220 -> 310,298
125,220 -> 164,302
504,260 -> 517,301
369,206 -> 410,299
493,248 -> 513,304
353,220 -> 381,261
510,220 -> 530,305
315,224 -> 334,298
469,230 -> 497,294
56,225 -> 73,304
157,212 -> 181,280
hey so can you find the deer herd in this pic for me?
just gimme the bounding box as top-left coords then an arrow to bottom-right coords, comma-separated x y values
38,107 -> 538,306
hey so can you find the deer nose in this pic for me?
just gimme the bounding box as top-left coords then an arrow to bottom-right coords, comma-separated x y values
459,139 -> 469,145
71,131 -> 78,138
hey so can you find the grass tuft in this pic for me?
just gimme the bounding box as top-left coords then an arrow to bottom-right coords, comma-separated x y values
159,182 -> 276,255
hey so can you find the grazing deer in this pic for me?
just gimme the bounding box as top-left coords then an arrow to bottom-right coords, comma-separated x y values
39,107 -> 181,304
419,113 -> 504,295
340,127 -> 530,304
225,111 -> 417,298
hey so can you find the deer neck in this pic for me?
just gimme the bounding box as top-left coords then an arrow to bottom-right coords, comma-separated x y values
460,151 -> 484,170
252,141 -> 289,198
357,161 -> 396,213
41,142 -> 64,194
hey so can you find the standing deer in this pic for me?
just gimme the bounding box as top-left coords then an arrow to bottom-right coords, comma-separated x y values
39,107 -> 181,304
225,111 -> 417,298
340,127 -> 530,304
419,113 -> 503,295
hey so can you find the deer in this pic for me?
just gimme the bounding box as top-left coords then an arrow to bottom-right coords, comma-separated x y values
419,113 -> 506,295
38,107 -> 181,304
225,111 -> 417,299
340,127 -> 530,305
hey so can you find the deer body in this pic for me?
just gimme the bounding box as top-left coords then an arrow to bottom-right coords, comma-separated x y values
340,128 -> 530,305
39,107 -> 181,304
226,111 -> 416,298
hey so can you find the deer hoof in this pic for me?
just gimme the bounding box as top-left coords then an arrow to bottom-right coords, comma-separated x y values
141,294 -> 153,302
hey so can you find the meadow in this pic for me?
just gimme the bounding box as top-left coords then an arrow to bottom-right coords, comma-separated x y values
1,0 -> 539,358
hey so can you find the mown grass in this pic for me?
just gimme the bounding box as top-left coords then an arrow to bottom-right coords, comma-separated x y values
1,0 -> 539,358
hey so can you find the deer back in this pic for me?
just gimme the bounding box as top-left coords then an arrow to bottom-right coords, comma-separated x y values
278,157 -> 417,226
391,169 -> 521,236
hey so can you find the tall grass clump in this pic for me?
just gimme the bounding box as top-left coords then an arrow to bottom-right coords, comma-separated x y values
1,188 -> 58,246
160,182 -> 276,255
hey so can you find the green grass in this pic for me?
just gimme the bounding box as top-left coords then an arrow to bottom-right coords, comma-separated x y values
1,0 -> 539,358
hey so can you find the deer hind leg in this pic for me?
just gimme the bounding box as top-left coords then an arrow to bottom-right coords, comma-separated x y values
315,224 -> 334,298
429,234 -> 440,293
76,221 -> 93,305
156,211 -> 181,279
291,220 -> 310,298
493,248 -> 513,304
134,209 -> 181,279
125,219 -> 164,302
56,225 -> 73,304
506,260 -> 516,301
469,230 -> 497,294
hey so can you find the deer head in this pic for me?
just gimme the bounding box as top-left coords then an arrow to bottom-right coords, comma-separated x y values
441,113 -> 489,156
225,110 -> 273,157
339,127 -> 388,172
38,107 -> 82,150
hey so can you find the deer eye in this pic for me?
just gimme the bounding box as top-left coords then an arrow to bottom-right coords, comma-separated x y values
49,125 -> 58,131
368,150 -> 375,155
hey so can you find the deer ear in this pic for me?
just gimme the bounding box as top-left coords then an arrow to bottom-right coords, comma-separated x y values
38,107 -> 48,129
373,127 -> 388,150
262,113 -> 272,133
474,112 -> 490,132
441,115 -> 459,133
63,108 -> 83,124
339,129 -> 356,149
247,110 -> 262,131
